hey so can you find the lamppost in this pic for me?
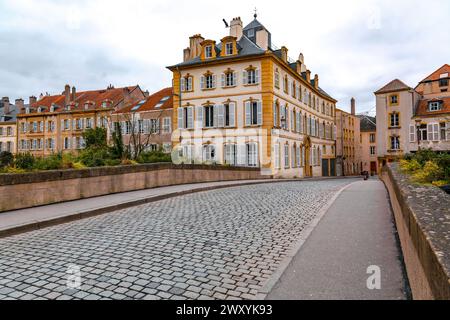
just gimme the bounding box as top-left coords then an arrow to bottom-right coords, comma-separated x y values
415,119 -> 421,152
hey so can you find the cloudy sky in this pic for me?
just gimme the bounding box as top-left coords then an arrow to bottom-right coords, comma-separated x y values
1,0 -> 449,114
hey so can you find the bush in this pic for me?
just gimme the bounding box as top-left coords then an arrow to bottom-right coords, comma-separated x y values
412,161 -> 443,183
137,150 -> 172,164
83,127 -> 107,149
34,154 -> 63,171
78,148 -> 111,167
0,151 -> 14,168
15,153 -> 35,170
413,148 -> 437,166
399,159 -> 421,173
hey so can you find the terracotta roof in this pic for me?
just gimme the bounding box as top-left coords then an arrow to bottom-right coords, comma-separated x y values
418,64 -> 450,83
25,85 -> 141,114
415,96 -> 450,117
374,79 -> 412,94
115,87 -> 173,114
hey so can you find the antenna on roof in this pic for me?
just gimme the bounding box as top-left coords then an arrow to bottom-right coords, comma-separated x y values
254,7 -> 258,19
222,19 -> 229,28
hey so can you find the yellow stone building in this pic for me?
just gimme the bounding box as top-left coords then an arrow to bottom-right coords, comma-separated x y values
167,15 -> 337,177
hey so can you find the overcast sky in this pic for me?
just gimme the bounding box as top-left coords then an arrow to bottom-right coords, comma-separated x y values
1,0 -> 449,114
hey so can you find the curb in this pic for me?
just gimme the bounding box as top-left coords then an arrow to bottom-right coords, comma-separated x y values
255,180 -> 360,300
0,177 -> 359,239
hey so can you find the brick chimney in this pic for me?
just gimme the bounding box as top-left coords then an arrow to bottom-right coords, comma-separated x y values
71,86 -> 76,102
64,84 -> 70,106
281,46 -> 288,63
306,70 -> 311,83
1,97 -> 10,114
15,98 -> 24,112
189,34 -> 205,59
314,74 -> 319,89
351,98 -> 356,115
296,60 -> 302,74
230,17 -> 243,40
123,87 -> 132,105
29,96 -> 37,105
183,47 -> 191,62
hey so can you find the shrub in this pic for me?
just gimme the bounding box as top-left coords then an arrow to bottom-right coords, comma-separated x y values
137,150 -> 172,164
413,148 -> 437,166
399,159 -> 421,173
0,151 -> 14,168
78,147 -> 111,167
83,127 -> 107,149
34,154 -> 63,171
104,159 -> 121,167
15,153 -> 35,170
412,161 -> 443,183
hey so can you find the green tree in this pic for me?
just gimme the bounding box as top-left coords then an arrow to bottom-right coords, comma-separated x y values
82,127 -> 107,149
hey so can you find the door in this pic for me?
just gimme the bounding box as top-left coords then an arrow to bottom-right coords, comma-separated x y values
330,159 -> 336,176
304,137 -> 312,177
322,159 -> 329,177
370,161 -> 377,176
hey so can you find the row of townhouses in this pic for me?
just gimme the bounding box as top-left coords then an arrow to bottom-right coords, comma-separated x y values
1,14 -> 447,178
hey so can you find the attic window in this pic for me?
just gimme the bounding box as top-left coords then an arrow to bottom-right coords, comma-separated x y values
428,101 -> 442,111
247,29 -> 255,38
37,107 -> 43,113
205,45 -> 213,58
440,73 -> 449,79
50,105 -> 55,112
131,100 -> 146,111
84,103 -> 90,110
225,42 -> 233,55
25,107 -> 30,114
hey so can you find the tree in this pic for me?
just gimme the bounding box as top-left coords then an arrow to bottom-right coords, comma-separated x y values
82,127 -> 107,149
0,151 -> 14,168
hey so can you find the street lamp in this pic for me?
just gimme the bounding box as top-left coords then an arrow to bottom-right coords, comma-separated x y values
415,119 -> 421,152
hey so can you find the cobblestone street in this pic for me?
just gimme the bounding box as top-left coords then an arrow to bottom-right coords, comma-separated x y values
0,180 -> 352,300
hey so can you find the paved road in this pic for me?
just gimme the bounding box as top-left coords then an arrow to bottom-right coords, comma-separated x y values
267,179 -> 408,300
0,180 -> 353,300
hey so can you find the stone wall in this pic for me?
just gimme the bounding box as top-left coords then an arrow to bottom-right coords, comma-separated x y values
0,164 -> 270,212
381,163 -> 450,300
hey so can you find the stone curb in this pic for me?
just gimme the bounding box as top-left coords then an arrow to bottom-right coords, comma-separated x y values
0,176 -> 359,239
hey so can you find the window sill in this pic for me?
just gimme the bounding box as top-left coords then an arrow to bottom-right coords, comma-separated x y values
244,83 -> 259,87
222,85 -> 237,89
388,126 -> 401,129
201,88 -> 216,91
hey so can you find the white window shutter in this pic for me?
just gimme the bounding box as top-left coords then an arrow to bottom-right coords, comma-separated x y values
187,107 -> 194,129
187,77 -> 192,91
221,74 -> 225,87
255,69 -> 260,84
217,105 -> 225,128
257,102 -> 263,125
229,103 -> 236,127
212,75 -> 217,88
427,124 -> 433,141
213,105 -> 219,127
180,77 -> 185,92
237,144 -> 247,166
233,72 -> 237,86
178,108 -> 184,129
196,106 -> 204,129
243,71 -> 248,85
245,102 -> 251,126
433,123 -> 439,141
274,143 -> 280,169
447,122 -> 450,141
409,125 -> 415,142
61,120 -> 64,131
200,76 -> 205,89
273,102 -> 277,127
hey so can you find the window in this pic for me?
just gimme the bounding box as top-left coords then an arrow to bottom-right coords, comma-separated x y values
222,71 -> 237,87
204,105 -> 215,128
370,146 -> 376,156
246,143 -> 258,167
224,144 -> 237,166
390,113 -> 400,127
178,107 -> 193,129
64,137 -> 70,150
390,136 -> 400,150
428,101 -> 442,111
205,45 -> 213,58
181,76 -> 193,92
225,42 -> 233,55
245,101 -> 262,126
390,95 -> 398,105
370,133 -> 376,143
280,105 -> 288,130
284,144 -> 290,168
439,78 -> 448,87
440,123 -> 448,141
223,103 -> 236,127
150,119 -> 160,134
6,127 -> 12,136
274,70 -> 280,88
291,145 -> 296,168
201,73 -> 216,90
203,145 -> 216,162
274,143 -> 280,169
419,124 -> 428,141
427,123 -> 440,141
163,143 -> 172,154
296,145 -> 301,168
243,68 -> 259,85
163,117 -> 171,133
247,29 -> 254,37
283,76 -> 288,93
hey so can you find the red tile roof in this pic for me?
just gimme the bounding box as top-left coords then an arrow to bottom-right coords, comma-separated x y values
415,96 -> 450,117
25,85 -> 141,114
374,79 -> 412,94
418,64 -> 450,83
115,87 -> 173,114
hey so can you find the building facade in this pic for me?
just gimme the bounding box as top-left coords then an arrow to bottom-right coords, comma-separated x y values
168,16 -> 337,178
335,98 -> 361,176
375,64 -> 450,169
16,85 -> 145,157
358,115 -> 377,175
0,97 -> 22,154
111,87 -> 173,155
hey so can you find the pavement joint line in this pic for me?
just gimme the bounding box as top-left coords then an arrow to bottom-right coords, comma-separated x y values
256,180 -> 361,300
0,177 -> 358,239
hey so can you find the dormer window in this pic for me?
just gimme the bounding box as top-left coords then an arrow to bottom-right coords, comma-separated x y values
25,107 -> 30,114
225,42 -> 233,55
50,105 -> 55,112
66,105 -> 71,111
247,29 -> 255,38
205,45 -> 213,59
37,107 -> 43,113
84,103 -> 90,110
428,101 -> 442,111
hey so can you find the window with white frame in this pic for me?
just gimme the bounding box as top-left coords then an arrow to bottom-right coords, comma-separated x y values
440,122 -> 449,141
390,136 -> 400,150
427,123 -> 440,141
64,137 -> 70,150
370,146 -> 376,156
223,103 -> 236,127
291,145 -> 296,168
428,101 -> 442,111
247,143 -> 258,167
203,105 -> 215,128
390,113 -> 400,127
280,105 -> 288,130
274,70 -> 280,88
205,45 -> 213,58
178,106 -> 194,129
163,117 -> 171,133
409,125 -> 416,142
284,144 -> 290,168
224,144 -> 237,166
222,71 -> 237,87
180,145 -> 193,162
296,145 -> 301,167
181,76 -> 193,92
149,119 -> 160,134
225,42 -> 233,55
201,73 -> 216,90
203,144 -> 216,162
245,101 -> 262,126
243,68 -> 259,85
273,102 -> 279,127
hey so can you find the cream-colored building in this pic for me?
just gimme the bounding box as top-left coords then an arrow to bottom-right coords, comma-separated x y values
358,115 -> 377,175
167,15 -> 337,178
0,97 -> 20,154
336,98 -> 361,176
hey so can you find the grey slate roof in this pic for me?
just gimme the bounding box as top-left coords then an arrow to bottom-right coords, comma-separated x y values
358,115 -> 377,132
0,102 -> 20,123
243,18 -> 267,31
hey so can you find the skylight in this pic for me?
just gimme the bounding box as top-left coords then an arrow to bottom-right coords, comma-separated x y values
131,100 -> 146,111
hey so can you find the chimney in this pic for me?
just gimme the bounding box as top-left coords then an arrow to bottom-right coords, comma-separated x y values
123,87 -> 131,105
230,17 -> 243,40
71,86 -> 76,102
2,97 -> 10,114
296,60 -> 302,74
183,47 -> 191,62
314,74 -> 319,89
351,98 -> 356,116
29,96 -> 37,105
144,90 -> 150,98
281,46 -> 288,63
189,34 -> 205,59
15,98 -> 24,112
64,84 -> 70,106
306,70 -> 311,83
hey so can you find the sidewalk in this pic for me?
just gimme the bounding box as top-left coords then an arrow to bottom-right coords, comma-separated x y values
266,179 -> 409,300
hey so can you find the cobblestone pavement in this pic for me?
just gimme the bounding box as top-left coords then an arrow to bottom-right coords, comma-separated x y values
0,180 -> 352,300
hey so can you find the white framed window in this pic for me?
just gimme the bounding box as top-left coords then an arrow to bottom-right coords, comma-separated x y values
222,103 -> 236,128
205,45 -> 213,58
203,144 -> 216,162
222,71 -> 237,87
247,143 -> 258,167
427,123 -> 440,141
178,107 -> 194,129
370,146 -> 376,156
390,113 -> 400,127
390,136 -> 400,150
284,144 -> 290,169
243,68 -> 259,85
201,74 -> 216,90
280,105 -> 288,130
291,145 -> 296,168
181,76 -> 193,92
274,70 -> 280,88
247,29 -> 254,38
224,144 -> 237,166
163,117 -> 171,133
203,105 -> 215,128
296,145 -> 301,167
428,101 -> 442,111
180,145 -> 193,162
245,101 -> 263,126
225,42 -> 233,55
